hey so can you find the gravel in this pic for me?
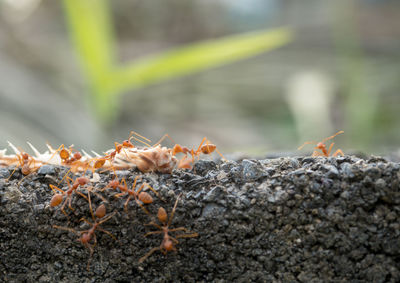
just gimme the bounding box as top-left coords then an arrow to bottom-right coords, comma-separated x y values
0,155 -> 399,282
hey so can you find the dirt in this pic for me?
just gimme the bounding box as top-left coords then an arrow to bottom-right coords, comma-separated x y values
0,155 -> 399,282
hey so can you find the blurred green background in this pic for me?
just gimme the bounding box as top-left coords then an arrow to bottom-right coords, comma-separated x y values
0,0 -> 399,157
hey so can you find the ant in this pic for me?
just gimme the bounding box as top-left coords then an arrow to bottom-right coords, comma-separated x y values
5,142 -> 40,181
93,131 -> 152,170
49,176 -> 90,216
48,144 -> 83,165
53,192 -> 117,270
172,137 -> 225,170
139,194 -> 198,263
113,176 -> 160,213
298,130 -> 345,157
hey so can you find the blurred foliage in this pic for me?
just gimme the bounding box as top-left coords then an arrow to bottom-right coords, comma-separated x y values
63,0 -> 292,124
332,0 -> 377,151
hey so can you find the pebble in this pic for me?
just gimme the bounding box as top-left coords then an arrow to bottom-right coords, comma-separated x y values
37,165 -> 55,175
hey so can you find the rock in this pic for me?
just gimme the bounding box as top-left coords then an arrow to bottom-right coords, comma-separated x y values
0,156 -> 399,282
37,165 -> 56,175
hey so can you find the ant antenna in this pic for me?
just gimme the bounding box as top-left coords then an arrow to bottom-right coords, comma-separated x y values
298,140 -> 317,150
321,130 -> 344,144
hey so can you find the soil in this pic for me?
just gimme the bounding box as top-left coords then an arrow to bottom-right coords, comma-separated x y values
0,155 -> 399,282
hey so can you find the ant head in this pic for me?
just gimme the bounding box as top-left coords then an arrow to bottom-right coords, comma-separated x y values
21,152 -> 29,160
122,140 -> 134,148
157,207 -> 168,224
73,152 -> 82,160
109,179 -> 119,189
316,142 -> 325,149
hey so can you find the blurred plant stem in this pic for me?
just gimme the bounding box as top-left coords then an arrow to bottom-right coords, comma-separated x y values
332,0 -> 377,150
63,0 -> 292,126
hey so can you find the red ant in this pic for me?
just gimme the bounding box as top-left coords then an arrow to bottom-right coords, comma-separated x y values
53,192 -> 117,270
139,194 -> 198,263
298,130 -> 345,157
93,131 -> 152,169
172,137 -> 225,170
113,176 -> 159,213
48,144 -> 83,165
49,176 -> 90,216
5,144 -> 39,182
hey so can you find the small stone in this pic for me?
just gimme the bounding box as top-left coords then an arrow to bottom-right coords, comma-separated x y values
0,168 -> 10,178
374,178 -> 386,190
242,159 -> 263,182
37,165 -> 55,175
323,165 -> 339,178
204,186 -> 224,202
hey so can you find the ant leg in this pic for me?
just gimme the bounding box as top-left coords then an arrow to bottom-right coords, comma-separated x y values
332,149 -> 344,157
58,196 -> 70,216
152,133 -> 175,147
118,177 -> 129,193
178,155 -> 194,170
87,191 -> 95,221
214,148 -> 226,161
139,247 -> 160,263
58,169 -> 72,186
96,211 -> 117,225
143,231 -> 163,237
47,144 -> 65,163
311,151 -> 324,157
169,236 -> 180,244
5,154 -> 24,182
167,194 -> 182,227
85,242 -> 95,271
134,197 -> 151,215
114,192 -> 127,198
97,227 -> 118,241
175,232 -> 199,239
168,227 -> 190,233
144,221 -> 162,230
87,187 -> 107,203
197,137 -> 207,152
53,225 -> 79,235
67,195 -> 74,211
136,183 -> 159,198
49,184 -> 65,194
123,195 -> 133,213
327,143 -> 335,156
129,131 -> 152,147
76,191 -> 89,201
79,218 -> 93,226
130,176 -> 140,191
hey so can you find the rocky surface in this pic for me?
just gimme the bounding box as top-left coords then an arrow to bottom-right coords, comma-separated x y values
0,155 -> 399,282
